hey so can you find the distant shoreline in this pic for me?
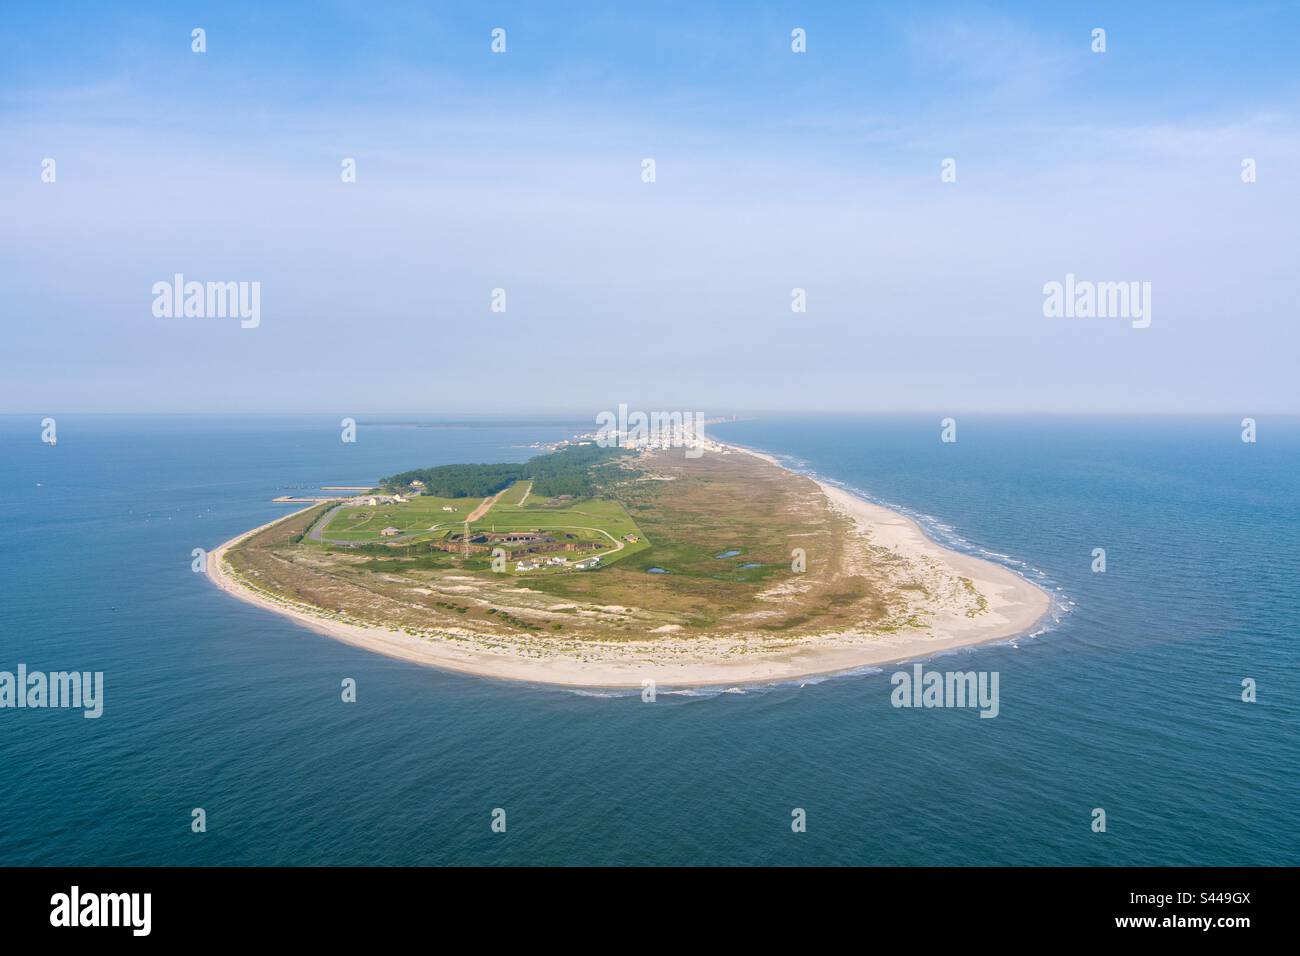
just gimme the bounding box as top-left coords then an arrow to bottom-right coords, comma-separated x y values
207,443 -> 1052,688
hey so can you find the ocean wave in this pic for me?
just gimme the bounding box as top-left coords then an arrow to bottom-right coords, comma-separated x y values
662,686 -> 749,698
793,665 -> 885,687
560,687 -> 641,699
555,664 -> 895,700
726,441 -> 1075,641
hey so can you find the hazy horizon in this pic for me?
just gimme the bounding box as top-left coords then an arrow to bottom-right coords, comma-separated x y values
3,1 -> 1298,414
6,409 -> 1298,421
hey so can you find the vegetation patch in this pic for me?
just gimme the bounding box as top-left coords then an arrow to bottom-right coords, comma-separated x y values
227,448 -> 921,646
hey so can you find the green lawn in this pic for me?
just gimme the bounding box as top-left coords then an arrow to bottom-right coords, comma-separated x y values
322,481 -> 649,566
323,493 -> 484,540
497,480 -> 532,506
470,486 -> 647,564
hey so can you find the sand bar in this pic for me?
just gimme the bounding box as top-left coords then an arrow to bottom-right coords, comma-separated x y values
207,446 -> 1051,687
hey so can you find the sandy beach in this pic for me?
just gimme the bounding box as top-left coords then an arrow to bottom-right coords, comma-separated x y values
207,446 -> 1052,687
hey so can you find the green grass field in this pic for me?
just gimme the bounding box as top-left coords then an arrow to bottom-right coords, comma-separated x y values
497,480 -> 532,506
322,493 -> 483,540
319,481 -> 649,566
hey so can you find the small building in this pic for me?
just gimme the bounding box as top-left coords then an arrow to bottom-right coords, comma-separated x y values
380,527 -> 401,537
625,534 -> 639,543
441,506 -> 456,512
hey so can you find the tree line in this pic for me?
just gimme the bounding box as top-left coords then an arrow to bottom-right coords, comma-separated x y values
382,443 -> 634,499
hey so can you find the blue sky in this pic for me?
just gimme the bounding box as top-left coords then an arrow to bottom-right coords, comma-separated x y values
2,1 -> 1298,413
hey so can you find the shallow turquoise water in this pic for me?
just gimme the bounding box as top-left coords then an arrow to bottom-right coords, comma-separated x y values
1,414 -> 1296,865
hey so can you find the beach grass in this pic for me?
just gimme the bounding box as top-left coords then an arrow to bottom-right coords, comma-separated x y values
224,449 -> 906,641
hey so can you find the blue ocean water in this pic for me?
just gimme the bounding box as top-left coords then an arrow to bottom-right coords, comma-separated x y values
0,413 -> 1296,866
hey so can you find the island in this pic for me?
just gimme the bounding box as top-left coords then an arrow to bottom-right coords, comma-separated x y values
207,440 -> 1051,687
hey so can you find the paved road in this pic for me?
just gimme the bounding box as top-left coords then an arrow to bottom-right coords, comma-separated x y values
306,503 -> 345,542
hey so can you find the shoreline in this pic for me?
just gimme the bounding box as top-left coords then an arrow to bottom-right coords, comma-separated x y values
206,445 -> 1053,688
